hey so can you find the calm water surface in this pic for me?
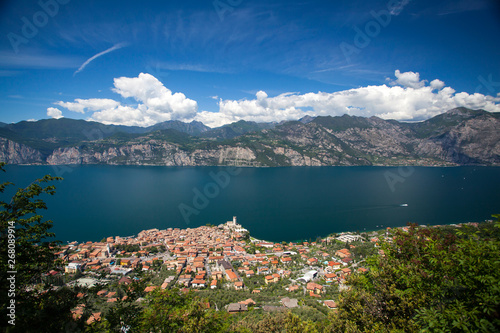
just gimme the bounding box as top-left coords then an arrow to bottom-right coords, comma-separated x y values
3,165 -> 499,243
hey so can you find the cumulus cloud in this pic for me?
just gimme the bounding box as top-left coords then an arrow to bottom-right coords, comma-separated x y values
54,73 -> 198,127
391,70 -> 426,88
111,73 -> 197,120
430,79 -> 445,90
53,70 -> 500,128
56,99 -> 120,114
47,107 -> 63,119
195,70 -> 500,127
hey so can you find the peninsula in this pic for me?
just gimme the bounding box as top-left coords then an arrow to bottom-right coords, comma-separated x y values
56,216 -> 493,328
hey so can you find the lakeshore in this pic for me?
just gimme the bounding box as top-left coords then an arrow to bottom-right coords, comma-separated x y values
3,165 -> 499,243
55,216 -> 492,325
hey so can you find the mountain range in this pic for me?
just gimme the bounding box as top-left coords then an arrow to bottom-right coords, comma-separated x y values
0,107 -> 499,166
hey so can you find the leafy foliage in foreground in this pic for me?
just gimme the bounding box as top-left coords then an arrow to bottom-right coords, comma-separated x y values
328,220 -> 500,332
0,162 -> 83,332
87,289 -> 230,333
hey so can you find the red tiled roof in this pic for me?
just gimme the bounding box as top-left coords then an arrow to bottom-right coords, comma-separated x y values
226,269 -> 238,281
324,300 -> 337,309
144,286 -> 158,292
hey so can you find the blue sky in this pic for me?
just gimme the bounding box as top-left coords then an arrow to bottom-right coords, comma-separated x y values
0,0 -> 499,127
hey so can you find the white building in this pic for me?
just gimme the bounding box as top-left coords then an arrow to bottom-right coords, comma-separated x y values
336,234 -> 363,243
225,216 -> 248,234
297,270 -> 318,283
65,262 -> 83,274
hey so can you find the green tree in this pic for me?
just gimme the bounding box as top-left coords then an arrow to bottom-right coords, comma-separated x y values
0,163 -> 82,332
328,220 -> 500,332
283,312 -> 320,333
87,297 -> 142,332
140,289 -> 230,332
232,311 -> 321,333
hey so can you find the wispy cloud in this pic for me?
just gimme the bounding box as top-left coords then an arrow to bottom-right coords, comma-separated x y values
410,0 -> 491,17
308,64 -> 392,87
0,52 -> 81,69
436,0 -> 490,15
154,62 -> 227,73
311,64 -> 359,74
0,70 -> 21,77
74,42 -> 128,76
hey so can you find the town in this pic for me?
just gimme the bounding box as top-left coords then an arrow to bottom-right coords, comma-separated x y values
57,217 -> 428,324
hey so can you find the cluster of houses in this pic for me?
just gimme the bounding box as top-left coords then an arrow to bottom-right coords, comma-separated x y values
67,220 -> 487,323
61,217 -> 379,316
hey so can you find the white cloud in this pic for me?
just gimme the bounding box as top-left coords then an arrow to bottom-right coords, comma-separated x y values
112,73 -> 197,120
195,91 -> 313,127
56,99 -> 120,114
0,51 -> 80,69
91,105 -> 151,127
54,73 -> 198,127
107,73 -> 198,124
153,62 -> 224,73
430,79 -> 445,90
53,71 -> 500,128
74,43 -> 128,76
47,107 -> 63,119
391,69 -> 426,88
195,70 -> 500,127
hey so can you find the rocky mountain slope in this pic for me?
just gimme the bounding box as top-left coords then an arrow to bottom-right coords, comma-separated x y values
0,108 -> 498,166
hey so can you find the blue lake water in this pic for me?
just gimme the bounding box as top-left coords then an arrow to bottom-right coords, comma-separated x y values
2,165 -> 499,243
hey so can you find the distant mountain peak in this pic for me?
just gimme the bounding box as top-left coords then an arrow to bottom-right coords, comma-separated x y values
148,120 -> 210,135
299,115 -> 315,124
444,107 -> 486,117
188,120 -> 207,126
201,120 -> 276,139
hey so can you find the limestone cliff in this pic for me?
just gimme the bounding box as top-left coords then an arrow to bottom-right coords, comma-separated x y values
0,138 -> 44,164
46,144 -> 257,166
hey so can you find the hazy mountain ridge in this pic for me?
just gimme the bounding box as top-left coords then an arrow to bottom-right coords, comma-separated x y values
0,108 -> 499,166
200,120 -> 276,139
